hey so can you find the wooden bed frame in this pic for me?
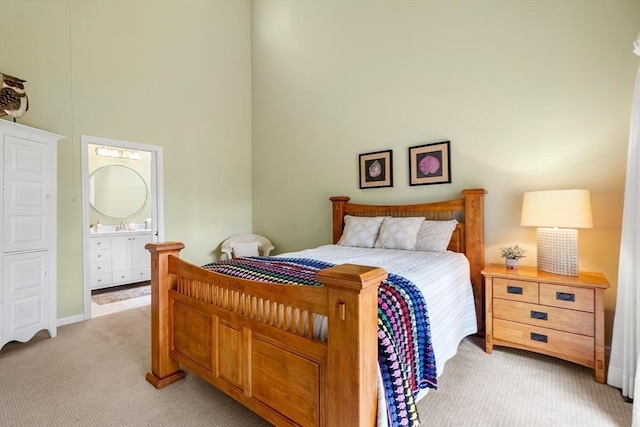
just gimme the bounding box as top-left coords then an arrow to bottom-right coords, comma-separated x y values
145,188 -> 486,426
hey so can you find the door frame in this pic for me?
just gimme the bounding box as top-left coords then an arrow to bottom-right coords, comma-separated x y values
80,135 -> 164,319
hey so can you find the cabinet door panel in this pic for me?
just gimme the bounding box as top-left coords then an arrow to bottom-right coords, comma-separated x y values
3,136 -> 51,252
4,251 -> 48,296
8,294 -> 45,335
111,236 -> 131,272
130,234 -> 151,270
2,251 -> 49,340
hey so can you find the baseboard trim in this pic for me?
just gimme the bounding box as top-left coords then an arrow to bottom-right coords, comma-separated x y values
57,313 -> 85,327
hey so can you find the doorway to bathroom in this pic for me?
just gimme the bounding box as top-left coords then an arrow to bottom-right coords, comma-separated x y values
81,135 -> 164,319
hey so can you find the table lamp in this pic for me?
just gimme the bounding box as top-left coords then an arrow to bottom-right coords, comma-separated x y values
520,189 -> 593,276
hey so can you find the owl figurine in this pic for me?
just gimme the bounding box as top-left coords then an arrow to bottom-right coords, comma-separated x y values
0,73 -> 29,119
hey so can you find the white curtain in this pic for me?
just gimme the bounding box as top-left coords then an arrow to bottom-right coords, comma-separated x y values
608,34 -> 640,418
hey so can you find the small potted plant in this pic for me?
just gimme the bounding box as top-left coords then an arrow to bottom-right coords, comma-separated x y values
500,245 -> 526,269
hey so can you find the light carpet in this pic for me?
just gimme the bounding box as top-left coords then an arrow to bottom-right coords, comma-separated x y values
0,305 -> 632,426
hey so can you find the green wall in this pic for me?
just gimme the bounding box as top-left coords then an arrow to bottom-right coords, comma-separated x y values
251,0 -> 640,343
0,0 -> 253,321
1,0 -> 638,344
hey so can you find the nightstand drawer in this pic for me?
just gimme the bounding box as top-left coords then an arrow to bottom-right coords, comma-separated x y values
493,278 -> 538,303
494,319 -> 595,367
540,283 -> 594,312
493,299 -> 594,336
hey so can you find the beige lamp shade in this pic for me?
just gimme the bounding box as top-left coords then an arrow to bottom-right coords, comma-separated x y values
521,189 -> 592,276
521,189 -> 593,229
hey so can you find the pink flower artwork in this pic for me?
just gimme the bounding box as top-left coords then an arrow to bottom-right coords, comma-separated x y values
418,155 -> 440,175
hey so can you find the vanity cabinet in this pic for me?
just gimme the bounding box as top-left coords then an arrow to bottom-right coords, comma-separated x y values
111,233 -> 151,285
1,121 -> 63,349
90,236 -> 112,289
90,231 -> 151,290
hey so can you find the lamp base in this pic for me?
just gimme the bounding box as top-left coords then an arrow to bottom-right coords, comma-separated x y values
536,228 -> 578,276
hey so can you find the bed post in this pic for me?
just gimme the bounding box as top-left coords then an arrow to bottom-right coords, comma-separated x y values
461,189 -> 487,334
316,263 -> 387,427
145,242 -> 187,388
330,196 -> 350,244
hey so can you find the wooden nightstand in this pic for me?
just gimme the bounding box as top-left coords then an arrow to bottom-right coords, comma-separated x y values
482,263 -> 610,383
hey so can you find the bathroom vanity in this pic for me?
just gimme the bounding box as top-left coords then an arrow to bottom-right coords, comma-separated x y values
90,230 -> 151,290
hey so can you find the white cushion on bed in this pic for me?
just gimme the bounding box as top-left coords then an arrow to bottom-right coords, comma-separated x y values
232,241 -> 260,257
374,217 -> 424,250
337,215 -> 388,248
415,219 -> 458,252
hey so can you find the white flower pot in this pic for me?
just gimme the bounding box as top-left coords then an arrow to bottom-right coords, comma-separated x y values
505,258 -> 519,269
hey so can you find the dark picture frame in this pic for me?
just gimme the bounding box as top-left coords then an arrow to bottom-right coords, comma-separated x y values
408,141 -> 451,186
359,149 -> 393,189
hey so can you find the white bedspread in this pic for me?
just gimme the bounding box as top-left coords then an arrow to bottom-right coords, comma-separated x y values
277,245 -> 478,424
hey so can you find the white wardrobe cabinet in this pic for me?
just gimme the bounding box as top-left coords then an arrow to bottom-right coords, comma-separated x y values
1,120 -> 63,350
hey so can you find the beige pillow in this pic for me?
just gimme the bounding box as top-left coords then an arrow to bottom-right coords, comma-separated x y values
232,241 -> 260,257
415,219 -> 458,252
337,215 -> 388,248
374,217 -> 425,250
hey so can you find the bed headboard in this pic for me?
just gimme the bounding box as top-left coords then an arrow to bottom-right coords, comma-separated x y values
330,188 -> 487,333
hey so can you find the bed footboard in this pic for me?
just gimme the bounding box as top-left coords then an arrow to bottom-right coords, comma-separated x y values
145,242 -> 387,427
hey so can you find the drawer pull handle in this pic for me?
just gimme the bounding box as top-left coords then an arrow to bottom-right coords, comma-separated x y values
507,286 -> 523,295
556,292 -> 575,302
530,332 -> 548,343
531,311 -> 548,321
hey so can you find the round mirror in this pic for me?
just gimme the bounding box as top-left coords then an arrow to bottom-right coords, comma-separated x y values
89,165 -> 148,218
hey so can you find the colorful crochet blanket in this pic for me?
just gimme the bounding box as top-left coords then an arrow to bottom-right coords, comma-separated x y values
202,257 -> 436,426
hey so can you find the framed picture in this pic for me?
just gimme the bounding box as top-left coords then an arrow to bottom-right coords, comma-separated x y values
408,141 -> 451,186
359,149 -> 393,189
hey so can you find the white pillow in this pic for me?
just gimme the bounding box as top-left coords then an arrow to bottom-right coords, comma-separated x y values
415,219 -> 458,252
337,215 -> 388,248
374,217 -> 425,250
232,241 -> 260,257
